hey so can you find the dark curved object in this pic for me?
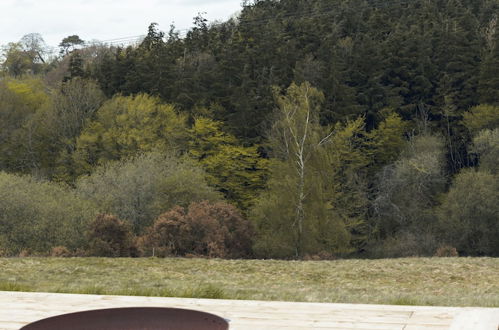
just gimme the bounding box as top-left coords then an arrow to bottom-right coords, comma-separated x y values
20,307 -> 229,330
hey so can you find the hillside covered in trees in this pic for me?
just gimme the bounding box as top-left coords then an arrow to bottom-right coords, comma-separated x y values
1,0 -> 498,258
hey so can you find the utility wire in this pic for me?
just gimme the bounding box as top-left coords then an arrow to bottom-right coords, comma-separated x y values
48,0 -> 418,49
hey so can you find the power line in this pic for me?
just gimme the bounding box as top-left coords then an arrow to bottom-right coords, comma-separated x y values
98,35 -> 145,43
48,0 -> 417,49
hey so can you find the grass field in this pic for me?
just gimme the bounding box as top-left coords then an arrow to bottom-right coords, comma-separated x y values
0,257 -> 498,307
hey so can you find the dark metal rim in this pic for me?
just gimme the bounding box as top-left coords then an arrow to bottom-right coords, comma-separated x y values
20,306 -> 229,330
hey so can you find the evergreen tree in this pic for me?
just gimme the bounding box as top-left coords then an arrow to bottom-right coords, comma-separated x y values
478,25 -> 499,105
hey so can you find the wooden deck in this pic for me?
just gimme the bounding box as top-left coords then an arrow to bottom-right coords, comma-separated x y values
1,291 -> 498,330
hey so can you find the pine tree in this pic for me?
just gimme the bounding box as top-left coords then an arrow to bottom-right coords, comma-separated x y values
478,25 -> 499,105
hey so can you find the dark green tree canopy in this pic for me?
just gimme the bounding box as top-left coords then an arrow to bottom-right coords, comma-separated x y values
59,35 -> 85,55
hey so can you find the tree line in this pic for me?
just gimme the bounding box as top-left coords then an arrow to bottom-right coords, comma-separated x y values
0,0 -> 498,258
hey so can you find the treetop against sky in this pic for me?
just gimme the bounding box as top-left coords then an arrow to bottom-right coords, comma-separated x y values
0,0 -> 242,46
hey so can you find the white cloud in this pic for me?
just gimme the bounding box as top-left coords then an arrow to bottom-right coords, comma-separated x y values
0,0 -> 242,47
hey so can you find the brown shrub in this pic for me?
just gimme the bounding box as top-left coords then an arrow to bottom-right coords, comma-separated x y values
434,245 -> 459,257
73,248 -> 87,257
143,201 -> 253,258
134,236 -> 147,257
304,251 -> 336,261
19,249 -> 32,257
86,214 -> 137,257
50,246 -> 72,257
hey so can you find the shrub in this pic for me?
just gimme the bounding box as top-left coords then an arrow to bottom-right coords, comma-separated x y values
303,251 -> 336,261
0,172 -> 98,255
367,231 -> 439,258
19,249 -> 32,257
143,201 -> 253,258
462,104 -> 499,134
86,214 -> 137,257
373,135 -> 446,238
76,152 -> 220,234
73,249 -> 87,257
470,128 -> 499,174
50,246 -> 72,257
434,246 -> 458,257
437,169 -> 499,256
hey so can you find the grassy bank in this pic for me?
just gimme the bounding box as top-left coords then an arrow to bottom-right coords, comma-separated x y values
0,257 -> 498,307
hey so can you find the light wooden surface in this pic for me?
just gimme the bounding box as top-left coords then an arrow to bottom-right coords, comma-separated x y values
1,291 -> 498,330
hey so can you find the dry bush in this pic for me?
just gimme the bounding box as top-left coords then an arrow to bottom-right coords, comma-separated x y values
303,251 -> 336,261
134,236 -> 148,257
19,249 -> 32,257
73,248 -> 87,257
86,214 -> 137,257
143,201 -> 253,258
50,246 -> 72,257
434,246 -> 458,257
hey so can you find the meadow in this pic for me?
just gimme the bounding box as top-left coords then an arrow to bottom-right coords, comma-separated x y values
1,257 -> 498,307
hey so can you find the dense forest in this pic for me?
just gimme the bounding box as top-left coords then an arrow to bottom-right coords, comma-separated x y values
0,0 -> 498,258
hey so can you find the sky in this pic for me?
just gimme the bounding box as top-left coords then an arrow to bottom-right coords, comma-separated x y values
0,0 -> 243,48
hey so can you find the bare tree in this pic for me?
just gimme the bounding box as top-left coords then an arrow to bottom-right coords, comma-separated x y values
20,33 -> 47,64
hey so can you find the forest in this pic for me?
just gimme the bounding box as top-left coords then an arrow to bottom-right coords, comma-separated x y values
0,0 -> 498,259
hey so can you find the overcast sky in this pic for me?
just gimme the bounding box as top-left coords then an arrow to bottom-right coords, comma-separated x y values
0,0 -> 243,48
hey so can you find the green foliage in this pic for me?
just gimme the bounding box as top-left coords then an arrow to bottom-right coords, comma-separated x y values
462,104 -> 499,134
1,34 -> 48,76
83,0 -> 496,145
367,111 -> 408,169
188,117 -> 237,158
59,35 -> 85,55
0,77 -> 51,174
76,152 -> 220,233
189,117 -> 268,210
478,25 -> 499,105
142,201 -> 253,258
72,94 -> 188,176
86,214 -> 136,257
470,128 -> 499,174
0,77 -> 104,179
372,134 -> 447,252
35,78 -> 105,180
1,42 -> 33,76
367,232 -> 438,258
318,117 -> 371,248
66,51 -> 85,81
252,160 -> 352,259
438,169 -> 499,256
251,83 -> 352,258
1,0 -> 499,258
0,172 -> 98,255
